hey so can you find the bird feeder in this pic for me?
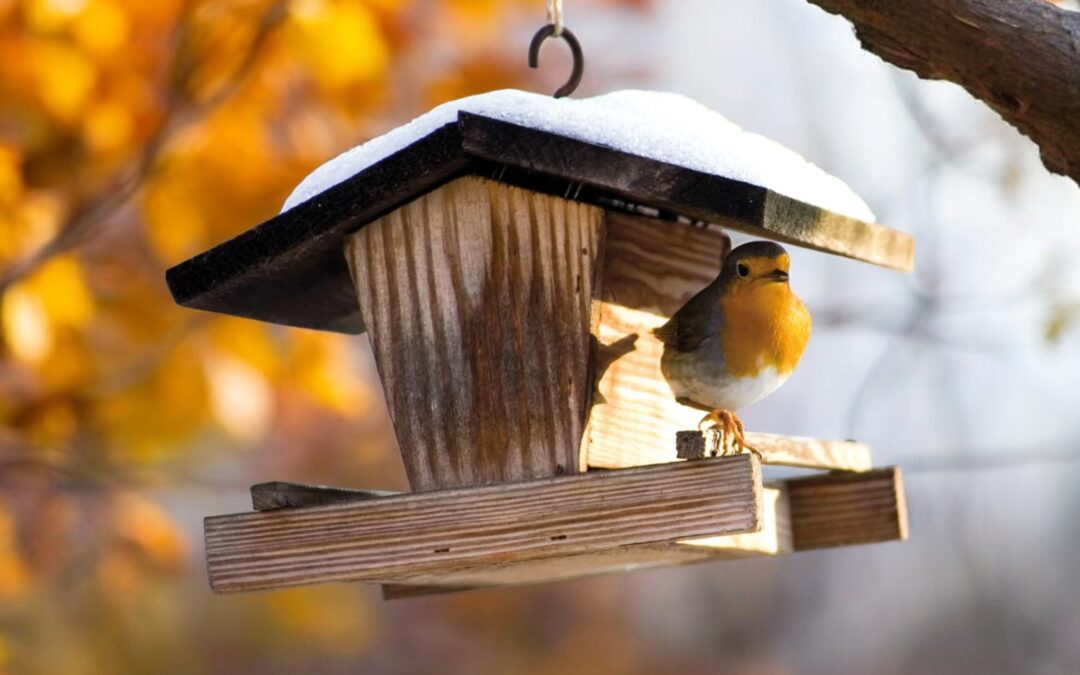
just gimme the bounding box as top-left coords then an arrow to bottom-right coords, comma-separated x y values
168,90 -> 912,599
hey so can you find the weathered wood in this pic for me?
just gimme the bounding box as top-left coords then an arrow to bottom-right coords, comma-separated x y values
787,467 -> 908,550
251,482 -> 395,511
204,454 -> 762,593
675,429 -> 872,472
678,483 -> 792,556
458,115 -> 914,272
345,176 -> 604,491
379,467 -> 910,599
806,0 -> 1080,186
585,211 -> 730,470
379,484 -> 792,599
168,113 -> 913,334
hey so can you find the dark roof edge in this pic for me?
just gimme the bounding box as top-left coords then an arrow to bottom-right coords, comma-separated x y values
166,122 -> 468,314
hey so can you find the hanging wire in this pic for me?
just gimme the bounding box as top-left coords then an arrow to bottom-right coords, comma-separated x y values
547,0 -> 564,36
529,0 -> 583,98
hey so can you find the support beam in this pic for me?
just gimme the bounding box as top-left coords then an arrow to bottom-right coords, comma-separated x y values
787,466 -> 908,550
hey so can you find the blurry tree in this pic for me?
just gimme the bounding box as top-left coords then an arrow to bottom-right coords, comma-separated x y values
0,1 -> 646,673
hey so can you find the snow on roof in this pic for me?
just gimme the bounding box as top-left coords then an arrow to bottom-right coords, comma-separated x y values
281,89 -> 875,222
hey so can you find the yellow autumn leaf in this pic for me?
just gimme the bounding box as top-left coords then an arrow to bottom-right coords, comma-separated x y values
209,317 -> 281,375
29,40 -> 98,122
286,331 -> 371,417
82,99 -> 134,153
205,352 -> 273,441
109,492 -> 189,572
263,586 -> 374,654
71,0 -> 131,55
1,256 -> 93,364
288,0 -> 389,93
94,341 -> 210,461
0,507 -> 30,602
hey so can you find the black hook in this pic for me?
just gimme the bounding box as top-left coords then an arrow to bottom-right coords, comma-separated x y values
528,25 -> 584,99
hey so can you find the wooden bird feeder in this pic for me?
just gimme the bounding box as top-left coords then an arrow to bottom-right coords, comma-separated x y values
168,93 -> 913,599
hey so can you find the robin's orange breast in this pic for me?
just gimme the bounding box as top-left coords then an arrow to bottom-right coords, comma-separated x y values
718,282 -> 811,379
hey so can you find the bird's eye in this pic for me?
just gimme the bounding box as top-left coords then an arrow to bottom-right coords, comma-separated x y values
736,263 -> 750,278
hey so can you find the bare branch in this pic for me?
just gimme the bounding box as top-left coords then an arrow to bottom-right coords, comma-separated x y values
805,0 -> 1080,185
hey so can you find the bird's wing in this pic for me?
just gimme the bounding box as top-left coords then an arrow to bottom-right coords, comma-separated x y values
652,281 -> 722,352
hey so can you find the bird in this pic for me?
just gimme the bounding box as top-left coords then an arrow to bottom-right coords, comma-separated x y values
652,241 -> 811,454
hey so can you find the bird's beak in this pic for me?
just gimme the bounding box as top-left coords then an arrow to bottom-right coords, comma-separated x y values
767,269 -> 789,283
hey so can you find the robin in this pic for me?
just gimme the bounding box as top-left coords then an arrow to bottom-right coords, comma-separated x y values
653,241 -> 811,454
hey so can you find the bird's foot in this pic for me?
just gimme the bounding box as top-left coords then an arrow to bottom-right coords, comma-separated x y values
697,410 -> 761,459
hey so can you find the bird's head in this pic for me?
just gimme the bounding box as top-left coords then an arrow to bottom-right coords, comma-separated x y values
720,241 -> 791,292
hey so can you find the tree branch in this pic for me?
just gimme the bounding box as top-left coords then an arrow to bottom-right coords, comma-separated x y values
805,0 -> 1080,185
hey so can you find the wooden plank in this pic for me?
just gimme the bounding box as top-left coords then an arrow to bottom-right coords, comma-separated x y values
375,467 -> 911,600
251,482 -> 396,511
345,176 -> 604,491
380,466 -> 911,596
760,191 -> 913,274
168,113 -> 912,335
378,483 -> 790,600
675,430 -> 872,472
678,484 -> 792,556
204,454 -> 762,593
457,114 -> 914,272
167,123 -> 469,333
585,210 -> 731,470
787,467 -> 908,550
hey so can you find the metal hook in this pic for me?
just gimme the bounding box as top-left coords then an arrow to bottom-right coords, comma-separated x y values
528,24 -> 584,99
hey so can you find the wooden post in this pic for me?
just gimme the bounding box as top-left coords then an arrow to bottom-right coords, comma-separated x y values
345,176 -> 605,491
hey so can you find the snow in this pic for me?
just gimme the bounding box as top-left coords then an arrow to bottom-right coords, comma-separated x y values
281,89 -> 876,222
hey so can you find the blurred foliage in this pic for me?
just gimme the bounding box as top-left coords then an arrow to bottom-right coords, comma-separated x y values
0,0 -> 646,672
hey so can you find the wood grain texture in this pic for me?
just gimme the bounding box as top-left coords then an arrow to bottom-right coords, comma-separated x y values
346,176 -> 604,491
251,482 -> 395,511
379,483 -> 791,599
678,484 -> 792,556
584,210 -> 731,470
805,0 -> 1080,185
787,467 -> 908,550
458,114 -> 914,272
675,429 -> 872,472
759,192 -> 913,272
204,454 -> 762,593
168,113 -> 912,334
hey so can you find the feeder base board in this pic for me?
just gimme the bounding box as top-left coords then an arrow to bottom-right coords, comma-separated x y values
234,466 -> 906,599
206,455 -> 764,594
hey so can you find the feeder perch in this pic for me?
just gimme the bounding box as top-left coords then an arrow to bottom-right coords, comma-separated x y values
168,91 -> 912,598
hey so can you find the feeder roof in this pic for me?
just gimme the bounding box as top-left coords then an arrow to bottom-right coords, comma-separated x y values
167,89 -> 913,334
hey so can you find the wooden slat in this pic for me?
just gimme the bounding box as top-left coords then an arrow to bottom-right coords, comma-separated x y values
168,113 -> 912,334
787,467 -> 908,550
204,455 -> 762,593
675,430 -> 872,472
379,483 -> 791,600
251,482 -> 395,511
458,114 -> 914,272
678,484 -> 792,556
584,211 -> 733,470
345,176 -> 604,491
759,192 -> 913,273
379,467 -> 911,600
